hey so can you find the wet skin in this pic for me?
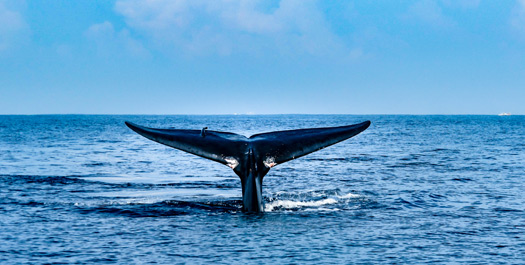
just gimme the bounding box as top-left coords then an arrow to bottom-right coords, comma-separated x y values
125,121 -> 371,212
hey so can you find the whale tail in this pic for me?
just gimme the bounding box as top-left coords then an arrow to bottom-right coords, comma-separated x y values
125,120 -> 370,212
125,121 -> 249,168
248,121 -> 371,166
124,121 -> 370,169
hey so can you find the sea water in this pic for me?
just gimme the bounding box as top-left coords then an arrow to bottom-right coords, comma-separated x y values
0,115 -> 524,264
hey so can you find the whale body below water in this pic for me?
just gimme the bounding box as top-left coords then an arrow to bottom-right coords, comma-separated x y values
125,120 -> 371,212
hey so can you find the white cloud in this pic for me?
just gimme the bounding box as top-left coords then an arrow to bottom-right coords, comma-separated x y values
440,0 -> 480,9
404,0 -> 455,28
113,0 -> 348,57
0,0 -> 28,52
84,21 -> 149,58
403,0 -> 481,29
511,0 -> 525,33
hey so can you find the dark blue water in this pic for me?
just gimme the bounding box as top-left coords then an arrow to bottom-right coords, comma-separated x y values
1,115 -> 524,264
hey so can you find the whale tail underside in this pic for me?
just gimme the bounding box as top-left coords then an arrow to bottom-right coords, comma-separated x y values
248,121 -> 371,165
125,120 -> 371,169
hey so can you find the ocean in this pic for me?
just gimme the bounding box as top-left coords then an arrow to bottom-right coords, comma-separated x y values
0,115 -> 523,264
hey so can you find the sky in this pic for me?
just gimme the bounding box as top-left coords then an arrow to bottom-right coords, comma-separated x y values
0,0 -> 524,115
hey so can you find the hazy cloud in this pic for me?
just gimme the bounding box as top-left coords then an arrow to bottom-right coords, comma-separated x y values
114,0 -> 348,57
85,21 -> 149,58
440,0 -> 480,9
404,0 -> 455,28
0,0 -> 28,52
511,0 -> 525,33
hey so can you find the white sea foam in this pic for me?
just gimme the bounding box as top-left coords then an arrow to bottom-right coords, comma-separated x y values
338,193 -> 361,199
264,192 -> 362,211
264,198 -> 337,211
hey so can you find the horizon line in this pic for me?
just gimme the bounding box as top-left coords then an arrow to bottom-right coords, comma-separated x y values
0,113 -> 522,116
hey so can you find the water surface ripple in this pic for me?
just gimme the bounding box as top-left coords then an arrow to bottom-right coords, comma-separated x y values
0,115 -> 524,263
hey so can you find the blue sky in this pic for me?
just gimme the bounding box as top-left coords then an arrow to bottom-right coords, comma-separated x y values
1,0 -> 524,114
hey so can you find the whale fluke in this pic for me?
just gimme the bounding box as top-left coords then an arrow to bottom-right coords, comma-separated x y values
249,121 -> 371,166
125,120 -> 371,212
125,121 -> 247,168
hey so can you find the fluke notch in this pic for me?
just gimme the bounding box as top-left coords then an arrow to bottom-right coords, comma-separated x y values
125,120 -> 371,212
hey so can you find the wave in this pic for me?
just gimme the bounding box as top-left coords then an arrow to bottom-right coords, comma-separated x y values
264,198 -> 338,211
1,175 -> 378,215
0,174 -> 90,185
76,200 -> 243,217
264,189 -> 367,212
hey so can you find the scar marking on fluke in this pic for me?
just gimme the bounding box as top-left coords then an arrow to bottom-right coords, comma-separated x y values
125,120 -> 371,212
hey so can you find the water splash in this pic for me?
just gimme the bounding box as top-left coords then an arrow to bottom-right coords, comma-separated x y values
264,190 -> 363,212
264,198 -> 338,211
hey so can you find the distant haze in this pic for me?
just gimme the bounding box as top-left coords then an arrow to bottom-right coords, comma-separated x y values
0,0 -> 524,115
